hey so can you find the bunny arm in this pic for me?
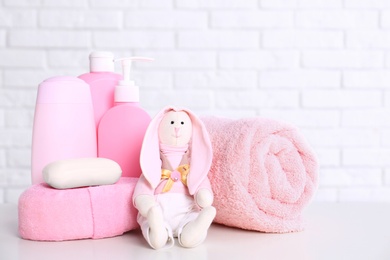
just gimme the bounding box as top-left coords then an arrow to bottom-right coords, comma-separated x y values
134,194 -> 156,217
193,177 -> 214,208
132,175 -> 155,217
195,188 -> 214,208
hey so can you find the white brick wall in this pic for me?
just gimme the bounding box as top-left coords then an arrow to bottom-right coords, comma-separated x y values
1,0 -> 390,203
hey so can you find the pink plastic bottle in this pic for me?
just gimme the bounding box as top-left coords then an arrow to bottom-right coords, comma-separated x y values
98,57 -> 152,178
31,76 -> 97,184
78,51 -> 122,128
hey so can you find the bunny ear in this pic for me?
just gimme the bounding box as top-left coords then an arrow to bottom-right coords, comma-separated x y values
140,106 -> 173,188
185,109 -> 213,195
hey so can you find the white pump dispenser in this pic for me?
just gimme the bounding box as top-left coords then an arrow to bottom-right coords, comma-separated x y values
114,57 -> 153,103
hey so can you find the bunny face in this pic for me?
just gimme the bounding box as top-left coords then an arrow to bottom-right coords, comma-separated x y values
158,111 -> 193,147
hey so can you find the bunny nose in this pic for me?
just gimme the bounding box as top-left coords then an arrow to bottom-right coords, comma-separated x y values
174,127 -> 180,135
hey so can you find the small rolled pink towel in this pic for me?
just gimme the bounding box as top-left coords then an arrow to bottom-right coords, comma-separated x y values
201,116 -> 319,233
18,177 -> 139,241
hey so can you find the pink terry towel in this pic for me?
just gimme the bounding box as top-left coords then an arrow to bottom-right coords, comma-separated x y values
18,177 -> 139,241
201,117 -> 319,233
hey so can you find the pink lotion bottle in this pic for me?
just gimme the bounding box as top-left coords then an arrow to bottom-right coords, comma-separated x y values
31,76 -> 97,184
78,51 -> 122,128
98,57 -> 153,178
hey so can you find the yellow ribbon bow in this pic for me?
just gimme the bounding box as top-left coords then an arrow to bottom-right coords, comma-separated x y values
161,164 -> 190,193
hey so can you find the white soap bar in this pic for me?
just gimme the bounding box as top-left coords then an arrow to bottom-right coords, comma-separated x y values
43,158 -> 122,189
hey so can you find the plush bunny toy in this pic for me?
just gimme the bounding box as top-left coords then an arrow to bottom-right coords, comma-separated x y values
133,106 -> 216,249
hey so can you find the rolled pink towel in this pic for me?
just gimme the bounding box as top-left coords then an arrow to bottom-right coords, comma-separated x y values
201,116 -> 319,233
18,177 -> 139,241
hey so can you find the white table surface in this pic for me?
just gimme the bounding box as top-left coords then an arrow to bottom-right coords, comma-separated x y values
1,202 -> 389,260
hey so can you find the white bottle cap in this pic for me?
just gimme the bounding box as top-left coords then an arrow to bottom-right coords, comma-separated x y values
89,51 -> 115,72
114,57 -> 153,103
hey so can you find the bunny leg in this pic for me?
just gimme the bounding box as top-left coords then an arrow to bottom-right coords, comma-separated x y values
178,206 -> 216,248
146,205 -> 171,249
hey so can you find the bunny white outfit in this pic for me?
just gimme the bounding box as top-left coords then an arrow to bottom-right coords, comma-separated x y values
137,192 -> 200,248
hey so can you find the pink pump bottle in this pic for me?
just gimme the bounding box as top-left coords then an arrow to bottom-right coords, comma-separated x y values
78,51 -> 122,128
31,76 -> 97,184
98,57 -> 153,178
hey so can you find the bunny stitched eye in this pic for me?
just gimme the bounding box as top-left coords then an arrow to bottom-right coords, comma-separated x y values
181,121 -> 184,125
171,121 -> 174,125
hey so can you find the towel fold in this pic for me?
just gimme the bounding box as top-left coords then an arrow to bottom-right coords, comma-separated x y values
201,116 -> 319,233
18,177 -> 139,241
